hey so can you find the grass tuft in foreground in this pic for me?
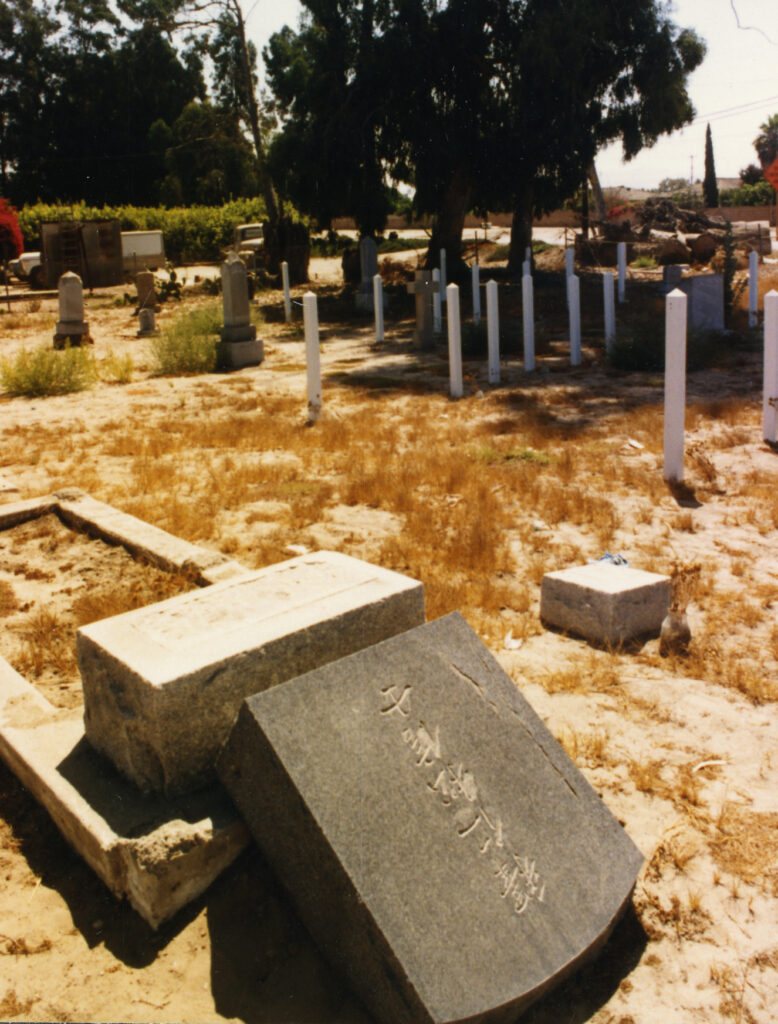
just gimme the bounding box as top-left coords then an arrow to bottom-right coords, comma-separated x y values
0,344 -> 97,397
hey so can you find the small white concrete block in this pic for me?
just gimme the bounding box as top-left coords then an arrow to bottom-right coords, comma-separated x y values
78,551 -> 425,794
540,563 -> 671,645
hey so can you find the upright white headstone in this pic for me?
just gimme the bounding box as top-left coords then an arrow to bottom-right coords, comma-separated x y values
303,292 -> 322,422
522,273 -> 535,372
603,271 -> 616,355
749,250 -> 759,328
440,249 -> 447,304
446,283 -> 463,398
54,271 -> 90,348
664,289 -> 688,481
486,279 -> 500,384
281,261 -> 292,323
373,274 -> 384,344
218,252 -> 263,368
432,268 -> 442,334
569,274 -> 581,366
617,243 -> 627,303
472,263 -> 481,325
763,290 -> 778,443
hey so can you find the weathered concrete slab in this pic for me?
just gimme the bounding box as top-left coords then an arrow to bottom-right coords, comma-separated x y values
53,489 -> 247,585
0,494 -> 58,529
78,551 -> 425,794
0,656 -> 248,930
540,562 -> 671,645
218,613 -> 644,1024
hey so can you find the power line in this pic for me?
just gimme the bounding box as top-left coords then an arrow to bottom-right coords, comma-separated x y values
729,0 -> 777,46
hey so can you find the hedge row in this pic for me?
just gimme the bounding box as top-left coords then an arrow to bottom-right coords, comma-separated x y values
17,198 -> 268,263
719,181 -> 775,207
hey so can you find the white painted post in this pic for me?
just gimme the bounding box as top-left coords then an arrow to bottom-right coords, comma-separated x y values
617,242 -> 627,303
440,249 -> 447,304
664,288 -> 688,481
303,291 -> 322,422
432,268 -> 442,334
486,279 -> 500,384
446,283 -> 463,398
472,262 -> 481,325
763,290 -> 778,442
565,247 -> 574,306
373,273 -> 384,343
522,272 -> 535,372
522,259 -> 531,277
569,274 -> 581,366
281,261 -> 292,322
525,246 -> 531,263
603,271 -> 616,355
749,250 -> 759,327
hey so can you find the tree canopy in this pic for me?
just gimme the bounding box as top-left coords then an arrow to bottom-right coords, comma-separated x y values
754,114 -> 778,171
265,0 -> 706,271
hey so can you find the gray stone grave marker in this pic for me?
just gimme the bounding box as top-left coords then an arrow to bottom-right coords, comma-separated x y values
136,307 -> 157,337
78,551 -> 424,794
678,273 -> 724,331
53,271 -> 90,348
135,270 -> 157,311
356,236 -> 380,310
218,252 -> 263,368
406,269 -> 435,350
218,612 -> 643,1024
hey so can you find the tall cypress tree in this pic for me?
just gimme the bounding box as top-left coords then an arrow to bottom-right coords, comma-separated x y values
703,123 -> 719,208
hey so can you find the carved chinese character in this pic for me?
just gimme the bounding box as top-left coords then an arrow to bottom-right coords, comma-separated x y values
380,684 -> 412,717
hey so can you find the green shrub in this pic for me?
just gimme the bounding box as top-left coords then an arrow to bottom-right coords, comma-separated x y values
0,344 -> 97,396
148,304 -> 220,375
719,181 -> 775,207
607,319 -> 727,372
101,348 -> 134,384
630,254 -> 657,269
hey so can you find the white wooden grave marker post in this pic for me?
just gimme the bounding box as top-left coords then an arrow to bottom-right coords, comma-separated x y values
440,248 -> 447,304
763,290 -> 778,443
303,292 -> 322,422
603,271 -> 616,354
664,288 -> 688,481
522,259 -> 531,277
373,274 -> 384,343
569,274 -> 581,366
617,242 -> 627,303
446,283 -> 463,398
486,279 -> 500,384
749,250 -> 758,328
523,272 -> 535,372
432,269 -> 442,334
472,263 -> 481,325
281,261 -> 292,322
565,247 -> 574,306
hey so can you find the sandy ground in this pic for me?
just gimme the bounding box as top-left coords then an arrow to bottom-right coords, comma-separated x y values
0,244 -> 777,1024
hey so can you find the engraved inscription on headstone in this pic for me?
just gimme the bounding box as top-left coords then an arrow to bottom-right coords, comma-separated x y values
218,613 -> 643,1024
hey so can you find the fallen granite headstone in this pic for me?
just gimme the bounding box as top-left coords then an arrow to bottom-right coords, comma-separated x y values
218,612 -> 643,1024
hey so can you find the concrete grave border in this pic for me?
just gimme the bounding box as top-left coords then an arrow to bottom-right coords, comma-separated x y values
0,489 -> 251,928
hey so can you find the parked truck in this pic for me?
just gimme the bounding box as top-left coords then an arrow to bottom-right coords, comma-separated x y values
10,227 -> 166,288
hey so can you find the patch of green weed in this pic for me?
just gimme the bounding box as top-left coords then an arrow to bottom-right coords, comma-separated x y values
0,344 -> 97,396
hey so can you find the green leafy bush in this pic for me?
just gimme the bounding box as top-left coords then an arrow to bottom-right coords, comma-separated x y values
148,304 -> 220,375
607,319 -> 726,372
0,344 -> 97,396
719,181 -> 775,207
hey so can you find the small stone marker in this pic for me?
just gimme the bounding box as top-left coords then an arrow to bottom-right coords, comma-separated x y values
54,272 -> 90,348
664,288 -> 687,482
541,563 -> 671,645
677,273 -> 724,332
522,272 -> 535,372
568,274 -> 581,365
303,291 -> 322,421
406,270 -> 435,350
603,271 -> 615,354
135,270 -> 157,311
218,612 -> 643,1024
617,242 -> 627,302
749,250 -> 758,328
446,282 -> 463,398
764,289 -> 778,442
356,237 -> 379,310
218,252 -> 263,369
486,279 -> 499,383
136,307 -> 157,337
78,551 -> 425,795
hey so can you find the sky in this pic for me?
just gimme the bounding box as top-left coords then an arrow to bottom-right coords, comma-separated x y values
243,0 -> 778,191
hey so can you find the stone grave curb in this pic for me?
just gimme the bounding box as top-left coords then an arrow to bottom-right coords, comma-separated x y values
0,490 -> 254,927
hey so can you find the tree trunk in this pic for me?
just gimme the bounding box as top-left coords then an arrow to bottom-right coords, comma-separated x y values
587,162 -> 607,224
425,166 -> 471,280
507,184 -> 534,276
